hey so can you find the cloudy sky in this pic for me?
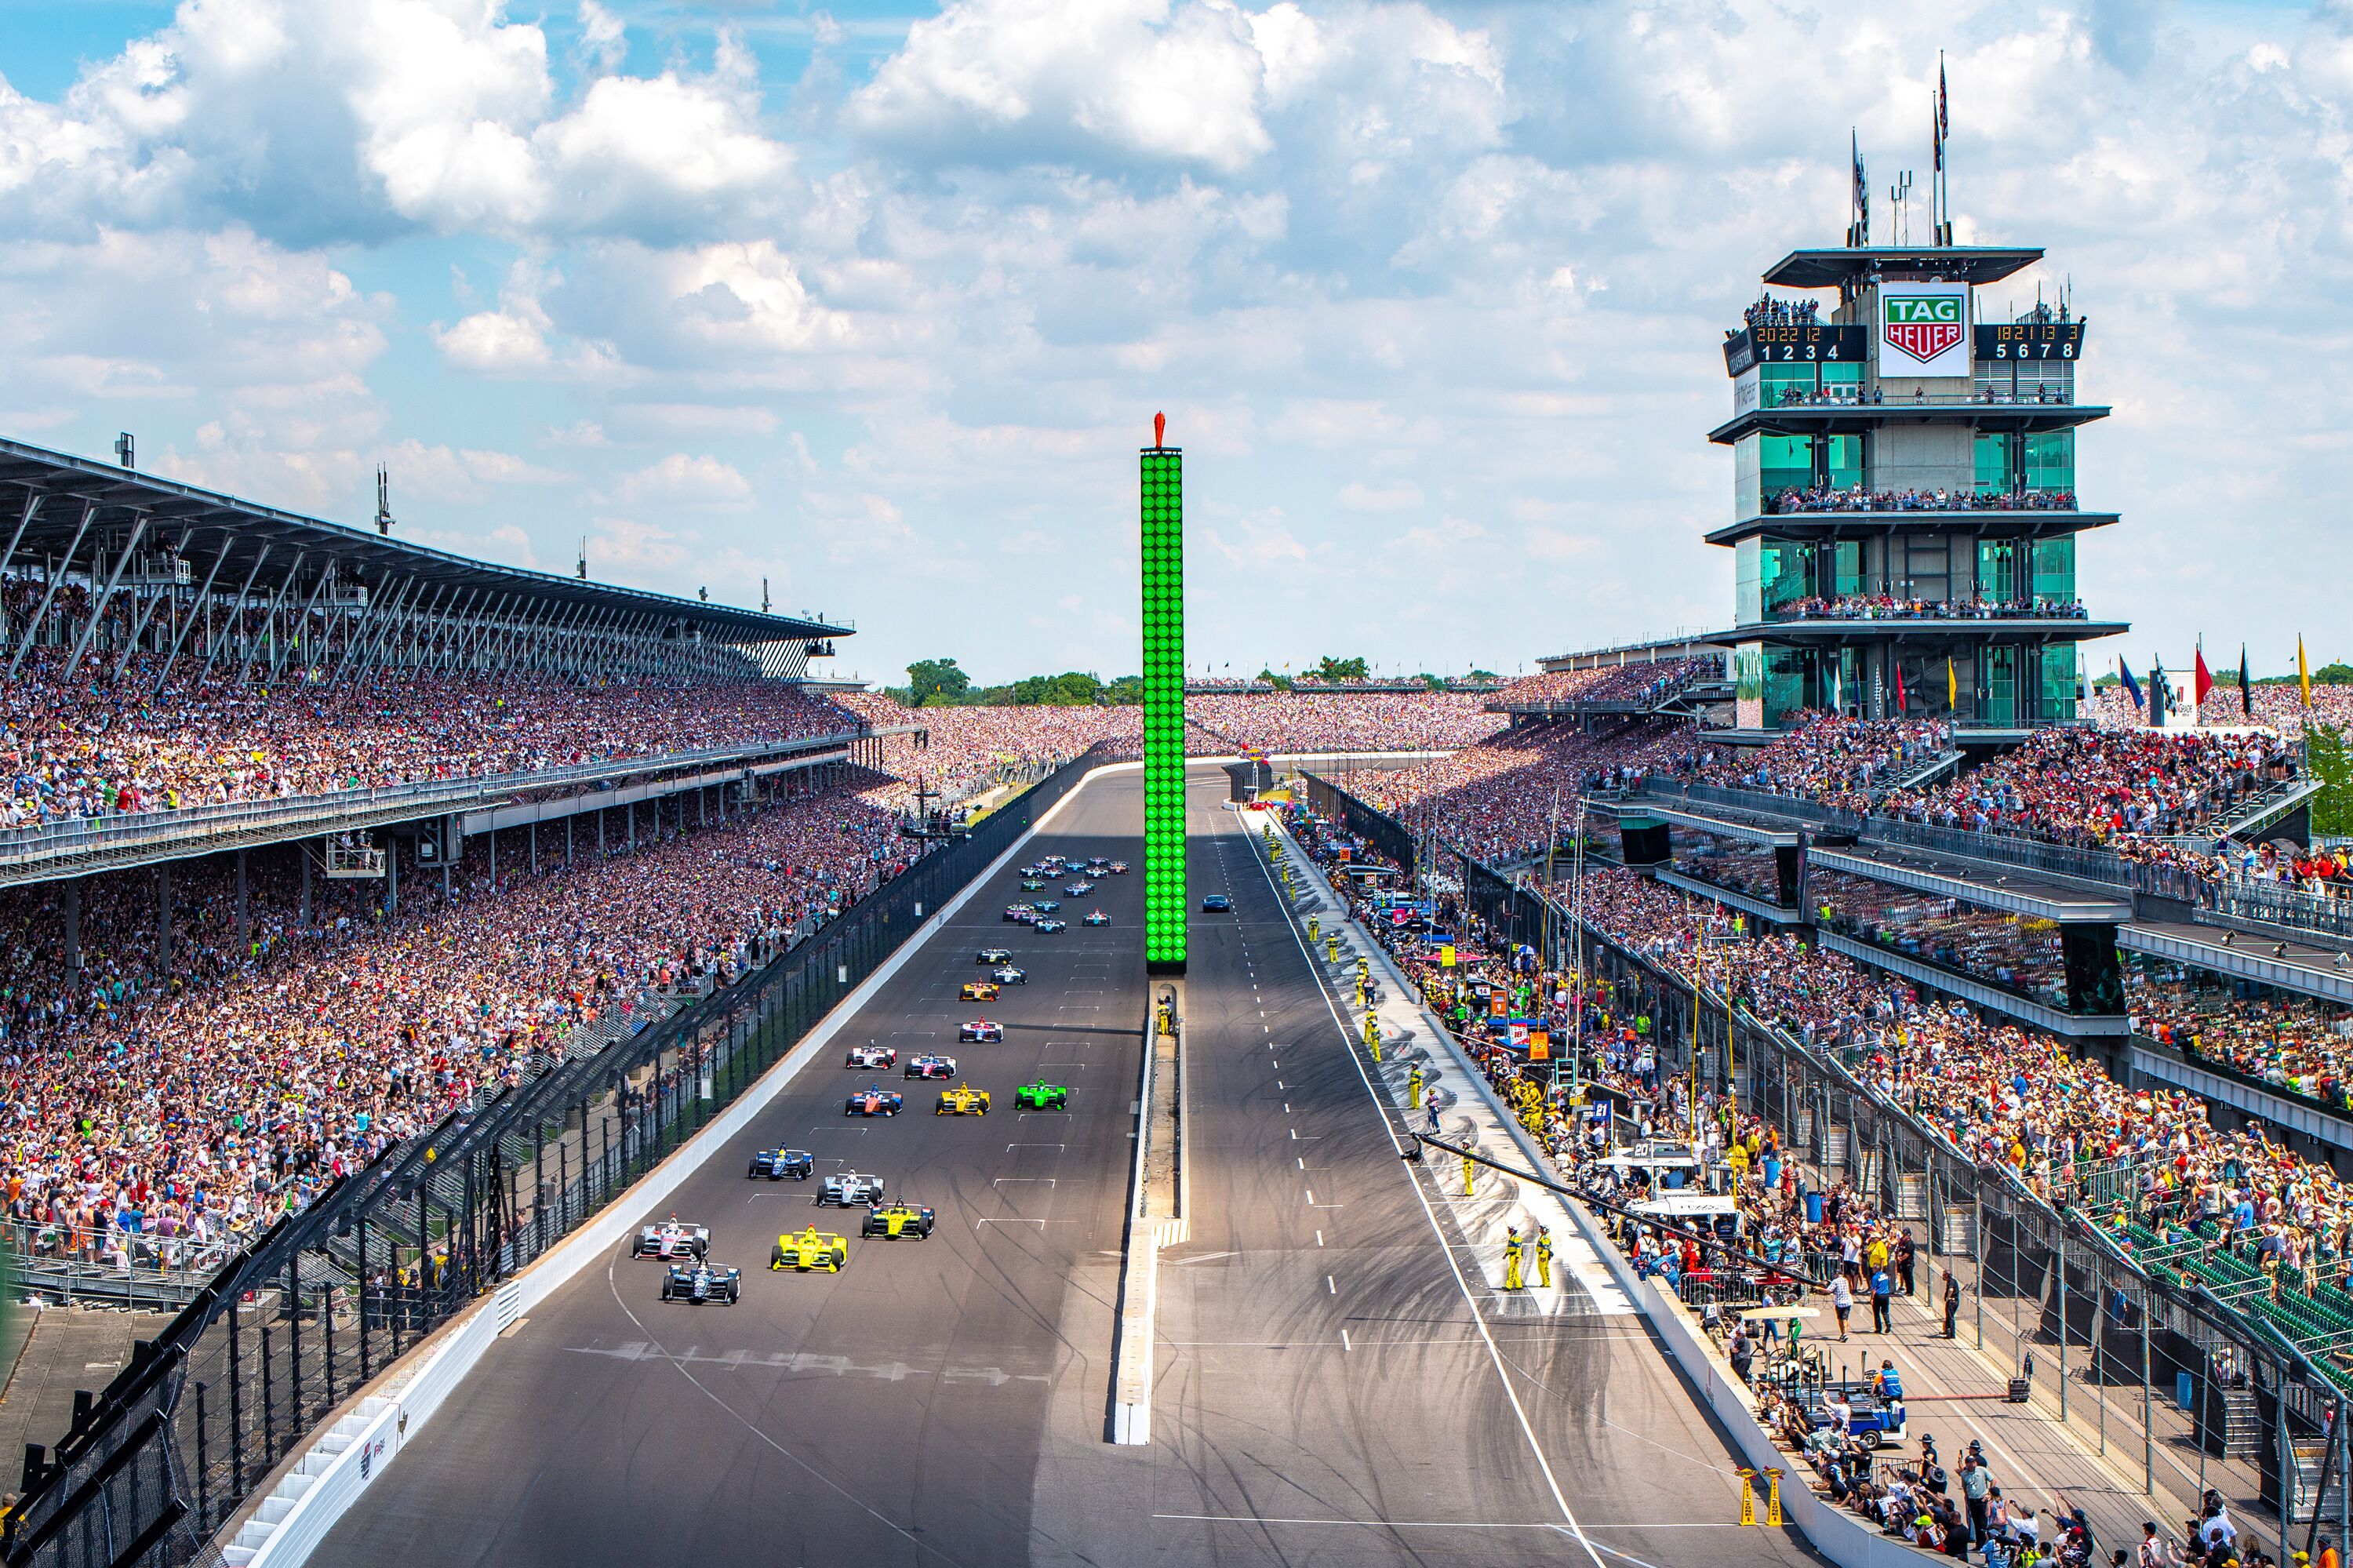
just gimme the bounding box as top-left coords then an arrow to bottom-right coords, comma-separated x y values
0,0 -> 2343,687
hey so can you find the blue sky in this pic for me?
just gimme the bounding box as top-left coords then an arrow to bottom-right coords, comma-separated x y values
2,0 -> 2350,687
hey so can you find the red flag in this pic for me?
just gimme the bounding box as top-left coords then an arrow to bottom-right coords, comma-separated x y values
1895,661 -> 1907,715
2194,646 -> 2214,707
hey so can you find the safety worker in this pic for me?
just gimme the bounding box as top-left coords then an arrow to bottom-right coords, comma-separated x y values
1503,1228 -> 1525,1291
1534,1227 -> 1553,1288
1409,1064 -> 1425,1108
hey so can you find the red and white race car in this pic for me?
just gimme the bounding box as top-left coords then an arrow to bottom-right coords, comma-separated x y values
846,1042 -> 897,1069
904,1053 -> 958,1079
958,1020 -> 1005,1043
630,1217 -> 710,1260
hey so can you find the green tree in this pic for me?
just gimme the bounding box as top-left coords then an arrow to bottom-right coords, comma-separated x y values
1311,655 -> 1370,682
1104,675 -> 1145,704
2309,723 -> 2353,836
2317,662 -> 2353,686
1255,668 -> 1293,691
1009,671 -> 1104,706
905,657 -> 971,706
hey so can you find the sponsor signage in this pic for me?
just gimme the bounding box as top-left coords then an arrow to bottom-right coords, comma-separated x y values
1878,282 -> 1970,376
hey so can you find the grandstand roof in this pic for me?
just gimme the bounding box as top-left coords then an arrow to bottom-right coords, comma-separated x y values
0,435 -> 849,642
1761,246 -> 2045,289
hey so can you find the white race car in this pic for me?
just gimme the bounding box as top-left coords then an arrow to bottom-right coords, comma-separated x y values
820,1171 -> 887,1207
631,1218 -> 710,1260
846,1042 -> 897,1069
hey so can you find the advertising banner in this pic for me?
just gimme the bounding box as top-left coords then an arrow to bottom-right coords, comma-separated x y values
1878,281 -> 1970,377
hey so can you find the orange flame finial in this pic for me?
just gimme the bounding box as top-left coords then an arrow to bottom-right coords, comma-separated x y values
1153,411 -> 1166,448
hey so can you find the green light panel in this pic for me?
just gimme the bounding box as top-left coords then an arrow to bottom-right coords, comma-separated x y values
1140,446 -> 1186,970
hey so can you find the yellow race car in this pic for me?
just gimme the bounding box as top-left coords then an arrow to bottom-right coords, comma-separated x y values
862,1203 -> 936,1239
935,1083 -> 991,1116
959,980 -> 1000,1002
769,1226 -> 849,1271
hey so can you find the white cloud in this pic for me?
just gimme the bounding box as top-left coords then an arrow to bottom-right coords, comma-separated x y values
382,438 -> 569,505
607,452 -> 754,507
1337,478 -> 1421,511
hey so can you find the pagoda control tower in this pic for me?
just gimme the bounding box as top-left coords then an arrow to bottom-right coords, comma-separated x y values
1706,242 -> 2127,733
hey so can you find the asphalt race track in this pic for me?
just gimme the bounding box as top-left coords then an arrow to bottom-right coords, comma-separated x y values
314,766 -> 1820,1567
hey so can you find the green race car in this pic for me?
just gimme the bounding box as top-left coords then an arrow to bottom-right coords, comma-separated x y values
1015,1081 -> 1070,1111
1021,878 -> 1045,890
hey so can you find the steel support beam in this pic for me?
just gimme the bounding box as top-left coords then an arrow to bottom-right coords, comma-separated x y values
148,533 -> 235,691
9,501 -> 97,676
61,511 -> 151,678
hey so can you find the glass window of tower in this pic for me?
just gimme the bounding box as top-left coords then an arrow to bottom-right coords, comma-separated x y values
1974,431 -> 2015,493
1824,434 -> 1863,490
1760,434 -> 1813,497
2038,642 -> 2078,722
1762,646 -> 1812,726
2031,535 -> 2075,604
1820,362 -> 1862,401
1834,539 -> 1861,596
1976,538 -> 2019,603
2024,429 -> 2075,493
1983,646 -> 2017,726
1736,537 -> 1762,626
1760,362 -> 1815,408
1759,539 -> 1816,617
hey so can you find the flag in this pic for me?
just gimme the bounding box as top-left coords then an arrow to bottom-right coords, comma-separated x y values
2194,645 -> 2214,708
1947,657 -> 1958,711
1930,93 -> 1943,173
1895,660 -> 1907,715
2118,658 -> 2144,712
2152,657 -> 2168,726
1851,130 -> 1869,244
1938,57 -> 1951,141
2300,636 -> 2312,709
2239,645 -> 2252,718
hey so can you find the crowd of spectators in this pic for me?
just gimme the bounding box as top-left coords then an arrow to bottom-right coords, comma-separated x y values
2131,960 -> 2353,1116
0,766 -> 933,1275
1358,719 -> 1697,864
1766,595 -> 2086,623
1766,486 -> 2080,515
1742,296 -> 1822,332
1676,714 -> 1952,815
1,653 -> 864,830
1878,727 -> 2298,846
1183,691 -> 1504,754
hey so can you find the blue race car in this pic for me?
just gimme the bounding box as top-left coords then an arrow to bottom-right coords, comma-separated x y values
748,1147 -> 814,1181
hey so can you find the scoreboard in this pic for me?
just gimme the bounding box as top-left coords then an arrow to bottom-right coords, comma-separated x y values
1973,320 -> 2088,360
1723,324 -> 1867,375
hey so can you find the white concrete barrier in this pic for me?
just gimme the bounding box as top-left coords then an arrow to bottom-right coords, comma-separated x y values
232,762 -> 1136,1567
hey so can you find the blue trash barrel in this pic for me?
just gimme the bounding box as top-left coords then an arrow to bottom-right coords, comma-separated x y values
1806,1189 -> 1824,1225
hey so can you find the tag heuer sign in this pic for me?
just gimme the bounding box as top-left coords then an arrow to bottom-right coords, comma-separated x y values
1883,294 -> 1965,362
1877,281 -> 1971,374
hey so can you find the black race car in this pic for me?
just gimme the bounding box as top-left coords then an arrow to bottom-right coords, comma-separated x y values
1202,893 -> 1232,912
660,1261 -> 741,1304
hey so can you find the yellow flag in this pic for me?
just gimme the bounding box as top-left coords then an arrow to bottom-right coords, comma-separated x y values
2300,636 -> 2312,709
1947,657 -> 1958,710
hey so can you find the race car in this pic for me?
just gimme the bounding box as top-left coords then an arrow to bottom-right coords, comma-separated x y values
1031,899 -> 1060,913
960,980 -> 999,1002
1035,919 -> 1067,934
1064,882 -> 1093,896
630,1218 -> 709,1260
771,1226 -> 849,1272
748,1147 -> 814,1181
977,947 -> 1012,964
1107,860 -> 1129,874
1202,893 -> 1232,912
959,1019 -> 1005,1042
1083,910 -> 1110,926
660,1260 -> 741,1304
845,1083 -> 904,1116
1015,1081 -> 1070,1111
991,964 -> 1027,984
846,1042 -> 897,1069
1004,904 -> 1038,923
1020,878 -> 1045,891
936,1083 -> 991,1115
861,1202 -> 936,1239
820,1171 -> 887,1206
904,1053 -> 958,1079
